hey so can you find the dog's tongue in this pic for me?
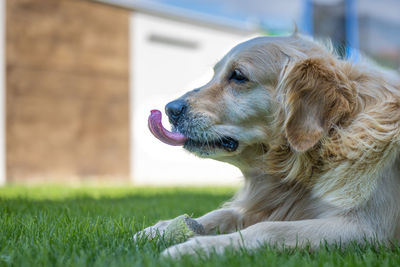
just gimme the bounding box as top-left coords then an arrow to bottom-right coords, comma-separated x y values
148,110 -> 187,146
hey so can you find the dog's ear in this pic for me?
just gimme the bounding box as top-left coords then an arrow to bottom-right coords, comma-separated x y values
281,58 -> 354,152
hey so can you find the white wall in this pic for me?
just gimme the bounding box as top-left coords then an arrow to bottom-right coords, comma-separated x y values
130,13 -> 256,185
0,0 -> 5,185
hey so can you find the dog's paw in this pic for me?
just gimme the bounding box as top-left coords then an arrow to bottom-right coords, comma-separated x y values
161,239 -> 200,258
133,220 -> 171,242
161,236 -> 228,258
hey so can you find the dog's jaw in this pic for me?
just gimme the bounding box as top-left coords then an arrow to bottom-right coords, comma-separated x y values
183,136 -> 239,157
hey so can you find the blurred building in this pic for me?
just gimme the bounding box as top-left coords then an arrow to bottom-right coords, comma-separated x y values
3,0 -> 131,184
0,0 -> 257,185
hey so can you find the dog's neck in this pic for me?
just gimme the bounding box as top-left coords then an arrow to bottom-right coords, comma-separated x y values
224,144 -> 270,178
229,122 -> 400,212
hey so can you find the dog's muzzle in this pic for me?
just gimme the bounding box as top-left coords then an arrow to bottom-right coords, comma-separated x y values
148,109 -> 239,153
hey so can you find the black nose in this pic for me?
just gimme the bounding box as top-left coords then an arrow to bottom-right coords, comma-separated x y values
165,99 -> 187,124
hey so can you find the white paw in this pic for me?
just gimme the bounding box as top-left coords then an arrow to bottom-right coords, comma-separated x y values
161,239 -> 199,258
161,236 -> 229,258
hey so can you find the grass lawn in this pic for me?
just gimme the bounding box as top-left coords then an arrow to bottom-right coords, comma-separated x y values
0,186 -> 399,266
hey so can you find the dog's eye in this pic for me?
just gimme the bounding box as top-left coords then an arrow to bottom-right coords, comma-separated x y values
229,69 -> 248,83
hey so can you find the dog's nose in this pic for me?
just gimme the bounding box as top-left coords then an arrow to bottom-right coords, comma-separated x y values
165,99 -> 187,124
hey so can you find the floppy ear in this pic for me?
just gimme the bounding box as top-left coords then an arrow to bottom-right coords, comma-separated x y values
281,58 -> 354,152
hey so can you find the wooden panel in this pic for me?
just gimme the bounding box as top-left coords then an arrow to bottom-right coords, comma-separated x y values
6,0 -> 130,183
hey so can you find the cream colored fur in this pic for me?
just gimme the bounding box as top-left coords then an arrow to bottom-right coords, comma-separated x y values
134,34 -> 400,258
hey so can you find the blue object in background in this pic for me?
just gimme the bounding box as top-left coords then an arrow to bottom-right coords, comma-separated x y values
302,0 -> 313,36
302,0 -> 360,62
345,0 -> 360,62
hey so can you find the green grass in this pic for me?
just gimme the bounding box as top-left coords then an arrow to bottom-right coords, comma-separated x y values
0,186 -> 399,266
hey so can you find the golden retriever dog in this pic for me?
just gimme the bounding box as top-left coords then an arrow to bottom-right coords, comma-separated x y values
140,34 -> 400,257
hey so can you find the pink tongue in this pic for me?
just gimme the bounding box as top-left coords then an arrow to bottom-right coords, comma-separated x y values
148,110 -> 187,146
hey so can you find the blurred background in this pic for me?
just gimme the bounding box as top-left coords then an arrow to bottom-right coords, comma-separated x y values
0,0 -> 399,185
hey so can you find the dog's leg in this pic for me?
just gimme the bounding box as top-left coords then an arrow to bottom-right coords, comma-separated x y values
162,217 -> 375,257
133,208 -> 244,241
195,208 -> 244,235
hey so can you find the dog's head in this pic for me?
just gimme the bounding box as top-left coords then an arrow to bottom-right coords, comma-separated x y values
156,35 -> 356,170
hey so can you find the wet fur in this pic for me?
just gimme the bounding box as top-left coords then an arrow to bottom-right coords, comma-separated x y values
136,34 -> 400,257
